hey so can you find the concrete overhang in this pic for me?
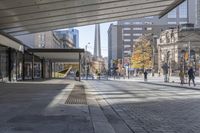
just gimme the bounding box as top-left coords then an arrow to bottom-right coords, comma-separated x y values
0,0 -> 185,36
28,48 -> 84,62
0,32 -> 24,52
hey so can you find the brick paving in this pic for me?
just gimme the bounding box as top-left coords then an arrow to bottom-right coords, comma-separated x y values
88,80 -> 200,133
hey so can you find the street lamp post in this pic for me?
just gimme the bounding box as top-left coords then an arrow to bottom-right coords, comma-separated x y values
167,51 -> 170,82
85,42 -> 90,80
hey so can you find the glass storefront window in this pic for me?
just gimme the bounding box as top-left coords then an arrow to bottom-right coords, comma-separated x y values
24,62 -> 32,79
0,45 -> 8,82
10,49 -> 17,81
16,52 -> 23,80
24,52 -> 33,80
34,62 -> 41,78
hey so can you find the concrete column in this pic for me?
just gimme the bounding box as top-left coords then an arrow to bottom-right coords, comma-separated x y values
32,53 -> 34,80
49,60 -> 52,78
8,48 -> 12,82
79,53 -> 81,82
41,59 -> 44,79
54,62 -> 56,78
16,51 -> 18,80
22,52 -> 25,81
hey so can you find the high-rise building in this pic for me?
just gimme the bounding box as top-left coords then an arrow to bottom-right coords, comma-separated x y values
68,28 -> 79,48
108,0 -> 197,71
108,24 -> 123,70
94,24 -> 102,58
195,0 -> 200,27
16,31 -> 62,48
16,29 -> 79,49
53,30 -> 74,48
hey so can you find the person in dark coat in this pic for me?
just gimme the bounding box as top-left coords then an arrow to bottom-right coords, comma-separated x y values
144,70 -> 148,82
188,67 -> 196,86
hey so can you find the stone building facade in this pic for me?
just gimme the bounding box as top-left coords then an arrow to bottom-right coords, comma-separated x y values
157,25 -> 200,76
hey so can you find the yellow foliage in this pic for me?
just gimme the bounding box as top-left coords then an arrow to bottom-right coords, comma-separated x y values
131,37 -> 153,69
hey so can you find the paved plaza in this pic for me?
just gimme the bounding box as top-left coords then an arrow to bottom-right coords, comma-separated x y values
88,80 -> 200,133
0,79 -> 200,133
0,80 -> 94,133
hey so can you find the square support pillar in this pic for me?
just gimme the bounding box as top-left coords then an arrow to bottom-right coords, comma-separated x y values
8,48 -> 12,82
79,53 -> 81,82
41,59 -> 44,79
49,60 -> 52,78
32,53 -> 34,80
54,62 -> 56,78
22,53 -> 25,81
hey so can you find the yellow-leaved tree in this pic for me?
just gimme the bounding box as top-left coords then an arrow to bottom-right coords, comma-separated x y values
131,36 -> 153,69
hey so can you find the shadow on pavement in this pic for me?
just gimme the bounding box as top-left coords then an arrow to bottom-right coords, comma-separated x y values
0,82 -> 94,133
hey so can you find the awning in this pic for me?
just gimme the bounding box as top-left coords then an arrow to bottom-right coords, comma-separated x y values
0,0 -> 185,36
28,48 -> 84,62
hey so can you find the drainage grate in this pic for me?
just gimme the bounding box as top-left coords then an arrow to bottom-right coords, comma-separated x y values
65,85 -> 87,104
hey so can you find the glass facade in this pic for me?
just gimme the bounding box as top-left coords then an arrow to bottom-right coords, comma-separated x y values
168,9 -> 177,18
10,49 -> 17,81
179,1 -> 188,18
0,39 -> 55,82
0,45 -> 22,82
16,52 -> 23,80
24,52 -> 33,80
0,45 -> 8,82
34,56 -> 42,79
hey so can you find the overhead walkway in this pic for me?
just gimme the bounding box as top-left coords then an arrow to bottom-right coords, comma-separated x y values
0,0 -> 185,36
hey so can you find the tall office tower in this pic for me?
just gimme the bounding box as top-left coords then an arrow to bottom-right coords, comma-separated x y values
68,28 -> 79,48
108,24 -> 123,70
54,30 -> 75,48
196,0 -> 200,27
94,24 -> 101,58
16,31 -> 62,48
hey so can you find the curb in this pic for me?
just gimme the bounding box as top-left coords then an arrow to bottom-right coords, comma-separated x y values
84,81 -> 116,133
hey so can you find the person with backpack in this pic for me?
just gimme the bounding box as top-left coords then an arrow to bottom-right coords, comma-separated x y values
188,67 -> 196,86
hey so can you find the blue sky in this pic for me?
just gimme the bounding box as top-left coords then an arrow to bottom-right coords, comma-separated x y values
76,22 -> 116,57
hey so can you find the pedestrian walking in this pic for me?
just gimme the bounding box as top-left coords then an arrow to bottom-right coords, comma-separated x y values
188,67 -> 196,86
179,70 -> 184,85
144,70 -> 148,82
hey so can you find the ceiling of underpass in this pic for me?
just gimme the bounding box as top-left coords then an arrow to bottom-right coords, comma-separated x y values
0,0 -> 185,36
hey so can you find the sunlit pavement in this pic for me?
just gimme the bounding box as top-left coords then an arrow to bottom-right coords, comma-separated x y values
87,80 -> 200,133
0,79 -> 119,133
1,79 -> 200,133
0,80 -> 96,133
